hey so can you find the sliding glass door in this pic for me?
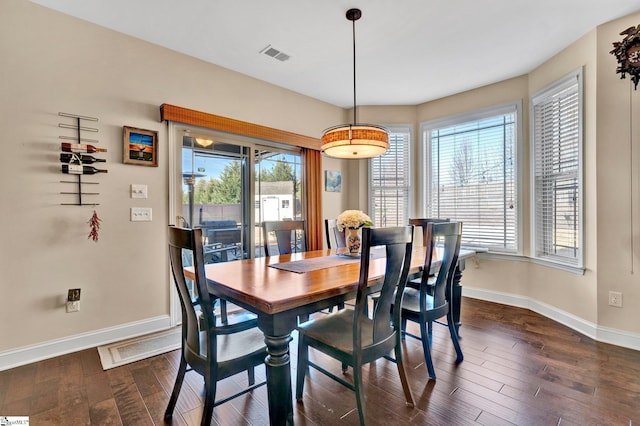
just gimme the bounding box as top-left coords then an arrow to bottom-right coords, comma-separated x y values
175,127 -> 303,261
168,124 -> 304,324
254,149 -> 302,257
182,136 -> 250,262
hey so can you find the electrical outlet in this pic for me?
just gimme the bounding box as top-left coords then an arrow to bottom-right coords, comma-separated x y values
66,301 -> 80,313
131,207 -> 152,222
609,291 -> 623,308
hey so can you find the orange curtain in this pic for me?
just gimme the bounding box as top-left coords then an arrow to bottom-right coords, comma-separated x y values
303,148 -> 323,251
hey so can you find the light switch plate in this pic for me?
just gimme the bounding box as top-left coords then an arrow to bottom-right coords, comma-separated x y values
131,207 -> 152,222
131,184 -> 148,199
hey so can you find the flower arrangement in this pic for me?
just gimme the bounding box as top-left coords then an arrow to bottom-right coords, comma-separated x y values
336,210 -> 373,231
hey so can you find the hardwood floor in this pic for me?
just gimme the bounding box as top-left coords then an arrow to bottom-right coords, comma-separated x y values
2,297 -> 639,425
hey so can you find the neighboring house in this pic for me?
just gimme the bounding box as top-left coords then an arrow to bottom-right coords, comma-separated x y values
256,181 -> 295,222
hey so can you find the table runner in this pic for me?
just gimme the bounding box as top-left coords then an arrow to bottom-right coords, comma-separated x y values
269,250 -> 384,274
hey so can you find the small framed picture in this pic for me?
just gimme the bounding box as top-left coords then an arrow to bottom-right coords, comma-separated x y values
123,126 -> 158,167
325,170 -> 342,192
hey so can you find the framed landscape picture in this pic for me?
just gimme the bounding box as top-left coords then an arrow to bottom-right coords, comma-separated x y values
325,170 -> 342,192
123,126 -> 158,167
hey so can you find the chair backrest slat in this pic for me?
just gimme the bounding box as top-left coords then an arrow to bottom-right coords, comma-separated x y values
262,220 -> 307,256
168,226 -> 216,363
422,222 -> 462,315
408,218 -> 450,247
324,219 -> 346,249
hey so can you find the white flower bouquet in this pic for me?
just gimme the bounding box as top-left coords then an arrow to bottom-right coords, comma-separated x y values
336,210 -> 373,231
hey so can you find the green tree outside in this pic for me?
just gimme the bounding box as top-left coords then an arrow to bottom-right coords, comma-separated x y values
212,161 -> 242,203
187,158 -> 300,205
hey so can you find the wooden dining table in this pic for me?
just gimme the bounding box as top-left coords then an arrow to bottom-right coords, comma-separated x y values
186,246 -> 475,425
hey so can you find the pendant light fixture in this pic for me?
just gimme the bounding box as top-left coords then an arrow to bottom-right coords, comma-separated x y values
321,8 -> 389,159
195,137 -> 214,148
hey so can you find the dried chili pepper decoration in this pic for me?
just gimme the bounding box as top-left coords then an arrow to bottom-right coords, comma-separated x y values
88,210 -> 102,242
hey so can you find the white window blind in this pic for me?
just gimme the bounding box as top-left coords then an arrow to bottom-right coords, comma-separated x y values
369,128 -> 411,227
424,104 -> 519,252
531,70 -> 582,267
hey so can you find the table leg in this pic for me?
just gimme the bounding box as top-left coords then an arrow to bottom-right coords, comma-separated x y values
264,333 -> 294,425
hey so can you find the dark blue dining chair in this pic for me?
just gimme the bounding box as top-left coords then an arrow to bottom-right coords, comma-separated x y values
296,226 -> 415,425
397,221 -> 464,380
165,226 -> 266,425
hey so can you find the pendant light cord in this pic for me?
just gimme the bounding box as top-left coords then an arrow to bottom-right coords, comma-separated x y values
352,15 -> 357,124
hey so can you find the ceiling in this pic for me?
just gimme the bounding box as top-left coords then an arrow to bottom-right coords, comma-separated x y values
30,0 -> 640,108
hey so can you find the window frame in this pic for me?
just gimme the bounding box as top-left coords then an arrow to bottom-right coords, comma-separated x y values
530,68 -> 584,271
368,125 -> 413,228
420,101 -> 523,254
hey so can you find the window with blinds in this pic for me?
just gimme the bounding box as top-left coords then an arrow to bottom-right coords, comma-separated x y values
369,127 -> 411,227
423,104 -> 520,252
531,70 -> 583,267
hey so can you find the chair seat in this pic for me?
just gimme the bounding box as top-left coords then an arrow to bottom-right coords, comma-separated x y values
408,274 -> 436,289
200,327 -> 266,363
297,310 -> 375,355
373,274 -> 435,313
219,309 -> 257,326
197,308 -> 256,330
400,287 -> 435,313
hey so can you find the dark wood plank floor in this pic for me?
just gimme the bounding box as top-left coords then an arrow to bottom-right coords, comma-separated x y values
2,297 -> 639,425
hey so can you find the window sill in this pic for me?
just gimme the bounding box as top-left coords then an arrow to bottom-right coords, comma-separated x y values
476,251 -> 585,275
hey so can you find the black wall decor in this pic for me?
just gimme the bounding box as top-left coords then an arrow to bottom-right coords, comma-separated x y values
611,24 -> 640,89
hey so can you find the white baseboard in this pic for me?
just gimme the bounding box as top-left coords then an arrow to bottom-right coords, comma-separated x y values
3,290 -> 639,371
463,287 -> 640,351
0,315 -> 171,371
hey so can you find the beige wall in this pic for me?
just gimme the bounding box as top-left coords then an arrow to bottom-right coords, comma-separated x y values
596,12 -> 640,330
412,33 -> 602,324
0,1 -> 344,353
3,0 -> 640,364
411,14 -> 640,332
527,30 -> 599,323
322,156 -> 348,246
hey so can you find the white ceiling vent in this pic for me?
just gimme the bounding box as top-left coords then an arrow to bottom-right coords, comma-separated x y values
259,45 -> 290,62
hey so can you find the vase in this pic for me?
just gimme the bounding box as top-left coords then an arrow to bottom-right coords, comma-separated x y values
346,227 -> 362,256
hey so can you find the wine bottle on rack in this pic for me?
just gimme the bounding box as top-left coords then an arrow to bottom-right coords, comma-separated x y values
60,153 -> 106,164
61,142 -> 107,153
61,164 -> 108,175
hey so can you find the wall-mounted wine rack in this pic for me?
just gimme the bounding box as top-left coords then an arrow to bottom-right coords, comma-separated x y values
58,112 -> 107,206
